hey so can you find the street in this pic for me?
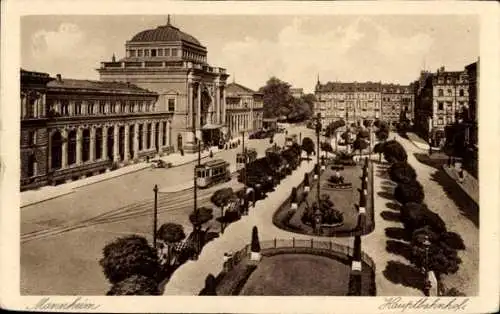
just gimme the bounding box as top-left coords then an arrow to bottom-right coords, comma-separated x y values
20,125 -> 314,295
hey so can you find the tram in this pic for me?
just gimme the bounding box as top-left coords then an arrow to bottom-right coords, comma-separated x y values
236,148 -> 258,171
196,159 -> 231,188
285,134 -> 298,147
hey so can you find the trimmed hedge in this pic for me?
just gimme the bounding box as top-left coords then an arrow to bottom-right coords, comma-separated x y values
389,162 -> 417,184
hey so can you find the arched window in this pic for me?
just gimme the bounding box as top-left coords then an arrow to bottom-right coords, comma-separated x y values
51,131 -> 63,170
82,129 -> 91,162
68,130 -> 77,165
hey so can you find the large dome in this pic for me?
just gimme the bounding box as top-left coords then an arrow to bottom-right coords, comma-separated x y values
130,23 -> 202,46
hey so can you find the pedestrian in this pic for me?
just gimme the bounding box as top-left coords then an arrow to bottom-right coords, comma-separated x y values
209,150 -> 213,158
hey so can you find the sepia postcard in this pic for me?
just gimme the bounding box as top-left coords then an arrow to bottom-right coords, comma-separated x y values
1,0 -> 499,313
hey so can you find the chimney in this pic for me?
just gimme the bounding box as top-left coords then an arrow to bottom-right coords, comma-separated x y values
56,74 -> 62,82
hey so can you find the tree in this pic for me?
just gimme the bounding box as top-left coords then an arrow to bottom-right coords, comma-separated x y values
107,274 -> 160,295
303,173 -> 310,187
358,129 -> 370,139
99,235 -> 160,285
301,137 -> 315,160
394,181 -> 424,205
259,77 -> 293,119
189,207 -> 214,231
251,226 -> 261,253
389,162 -> 417,184
376,129 -> 389,142
320,141 -> 333,157
353,137 -> 369,156
211,188 -> 235,211
156,223 -> 186,266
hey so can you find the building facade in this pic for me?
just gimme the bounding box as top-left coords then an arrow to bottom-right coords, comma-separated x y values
21,69 -> 169,190
98,18 -> 229,153
225,82 -> 264,137
290,88 -> 304,99
414,66 -> 469,143
314,80 -> 382,125
381,84 -> 414,127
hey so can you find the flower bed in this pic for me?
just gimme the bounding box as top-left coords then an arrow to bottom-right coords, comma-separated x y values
272,161 -> 374,237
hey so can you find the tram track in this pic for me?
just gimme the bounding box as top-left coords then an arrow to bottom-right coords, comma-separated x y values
21,176 -> 241,243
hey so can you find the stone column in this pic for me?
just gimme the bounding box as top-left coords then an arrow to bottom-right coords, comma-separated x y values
76,127 -> 82,165
221,87 -> 226,127
151,122 -> 156,151
124,124 -> 130,161
187,83 -> 193,129
215,83 -> 220,124
61,128 -> 68,168
102,126 -> 108,160
158,121 -> 164,149
197,83 -> 202,129
166,120 -> 171,148
90,127 -> 96,162
113,124 -> 119,162
133,123 -> 139,159
142,122 -> 148,150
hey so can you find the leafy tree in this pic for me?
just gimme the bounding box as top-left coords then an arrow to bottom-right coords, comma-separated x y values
211,188 -> 235,210
189,207 -> 214,231
389,162 -> 417,184
301,137 -> 315,160
259,77 -> 293,119
376,129 -> 389,142
156,223 -> 186,265
394,181 -> 424,205
291,187 -> 298,203
251,226 -> 261,252
320,141 -> 333,157
353,137 -> 369,155
107,274 -> 160,295
358,129 -> 370,139
99,235 -> 160,285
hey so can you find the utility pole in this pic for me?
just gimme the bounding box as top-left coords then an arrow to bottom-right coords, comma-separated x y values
242,130 -> 248,215
153,184 -> 158,249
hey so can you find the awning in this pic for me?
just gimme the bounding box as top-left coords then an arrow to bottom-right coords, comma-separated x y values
201,123 -> 223,130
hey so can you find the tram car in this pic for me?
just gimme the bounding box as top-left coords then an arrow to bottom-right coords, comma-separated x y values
236,148 -> 258,171
196,159 -> 231,188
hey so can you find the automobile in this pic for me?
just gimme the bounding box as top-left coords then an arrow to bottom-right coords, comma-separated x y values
150,159 -> 172,169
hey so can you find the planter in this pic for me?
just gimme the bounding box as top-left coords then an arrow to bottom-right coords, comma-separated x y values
250,251 -> 261,261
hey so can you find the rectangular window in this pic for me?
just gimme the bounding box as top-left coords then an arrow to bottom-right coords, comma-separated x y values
157,48 -> 163,56
129,101 -> 134,113
438,118 -> 444,125
151,49 -> 157,57
99,100 -> 106,114
28,130 -> 36,146
438,102 -> 444,110
137,49 -> 143,57
110,101 -> 116,113
130,50 -> 136,57
168,98 -> 176,112
144,49 -> 150,57
121,103 -> 126,113
61,100 -> 69,116
447,89 -> 452,96
172,48 -> 178,57
88,102 -> 94,115
165,48 -> 170,56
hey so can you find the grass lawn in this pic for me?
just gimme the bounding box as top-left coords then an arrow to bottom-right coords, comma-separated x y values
239,253 -> 373,296
273,161 -> 374,237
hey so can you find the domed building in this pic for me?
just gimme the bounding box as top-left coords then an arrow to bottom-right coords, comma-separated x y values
98,16 -> 230,153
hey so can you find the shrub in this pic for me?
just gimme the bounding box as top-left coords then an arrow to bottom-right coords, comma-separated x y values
353,137 -> 369,152
99,235 -> 160,285
290,187 -> 298,203
376,130 -> 389,141
389,162 -> 417,184
373,142 -> 385,154
251,226 -> 261,252
303,173 -> 310,187
157,223 -> 186,244
199,274 -> 217,295
211,188 -> 235,209
440,231 -> 466,250
394,181 -> 424,204
400,203 -> 447,234
358,129 -> 370,139
106,274 -> 160,295
383,140 -> 407,163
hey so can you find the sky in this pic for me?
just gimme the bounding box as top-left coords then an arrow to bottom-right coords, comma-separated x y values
21,15 -> 479,93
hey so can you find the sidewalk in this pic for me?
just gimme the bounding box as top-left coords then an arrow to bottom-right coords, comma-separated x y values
443,164 -> 479,205
21,146 -> 222,208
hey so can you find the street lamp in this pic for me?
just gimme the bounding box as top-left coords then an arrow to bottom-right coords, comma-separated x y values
313,113 -> 322,206
192,136 -> 201,259
241,129 -> 249,215
422,234 -> 432,296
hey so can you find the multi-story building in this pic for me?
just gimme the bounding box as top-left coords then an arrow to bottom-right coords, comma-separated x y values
290,88 -> 304,99
314,80 -> 382,125
98,17 -> 229,153
413,66 -> 469,144
21,69 -> 165,190
20,69 -> 53,190
225,82 -> 264,138
381,84 -> 414,128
